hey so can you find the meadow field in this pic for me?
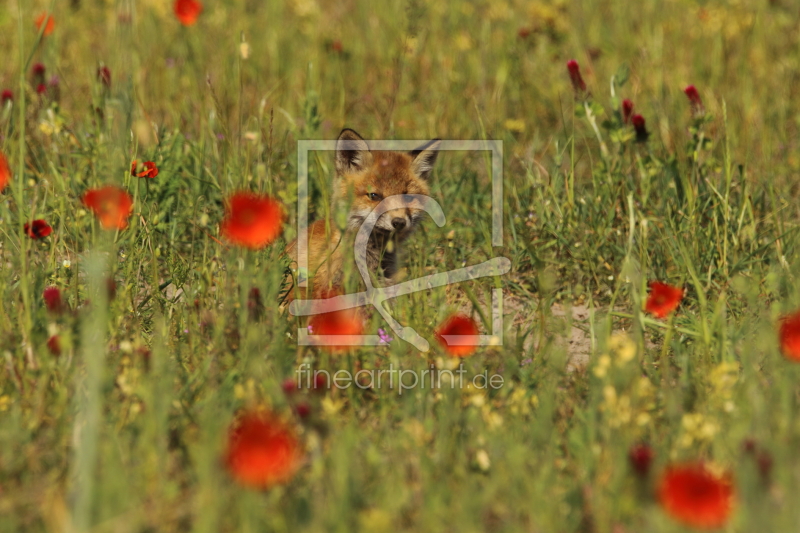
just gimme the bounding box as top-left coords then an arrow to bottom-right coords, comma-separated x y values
2,0 -> 800,531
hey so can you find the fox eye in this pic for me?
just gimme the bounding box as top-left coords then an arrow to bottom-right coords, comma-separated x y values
367,192 -> 383,201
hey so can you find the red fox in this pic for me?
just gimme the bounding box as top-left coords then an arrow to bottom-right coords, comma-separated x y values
283,128 -> 440,303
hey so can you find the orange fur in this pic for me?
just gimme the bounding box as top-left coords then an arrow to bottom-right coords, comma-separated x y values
283,129 -> 440,303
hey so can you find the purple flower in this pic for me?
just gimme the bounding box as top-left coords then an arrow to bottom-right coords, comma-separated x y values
520,358 -> 533,367
378,328 -> 393,345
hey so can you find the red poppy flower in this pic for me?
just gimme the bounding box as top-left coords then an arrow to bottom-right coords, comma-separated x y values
219,192 -> 284,249
97,66 -> 111,89
308,304 -> 364,352
43,286 -> 64,314
35,12 -> 55,36
131,160 -> 159,179
622,99 -> 634,125
629,443 -> 654,477
1,90 -> 12,106
224,411 -> 303,489
174,0 -> 203,26
0,151 -> 10,192
658,462 -> 734,529
47,335 -> 61,356
632,114 -> 649,142
645,281 -> 684,318
779,310 -> 800,362
566,59 -> 587,93
82,186 -> 134,230
24,219 -> 53,239
435,314 -> 479,357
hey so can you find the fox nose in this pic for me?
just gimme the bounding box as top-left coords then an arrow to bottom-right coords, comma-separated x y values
391,218 -> 407,230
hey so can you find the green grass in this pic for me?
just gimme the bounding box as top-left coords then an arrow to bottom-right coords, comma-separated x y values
2,0 -> 800,531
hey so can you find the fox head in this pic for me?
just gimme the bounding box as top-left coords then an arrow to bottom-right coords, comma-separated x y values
333,128 -> 440,238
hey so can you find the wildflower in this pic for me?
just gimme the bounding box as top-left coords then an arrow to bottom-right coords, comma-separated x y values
778,310 -> 800,362
130,160 -> 159,179
378,327 -> 393,345
307,306 -> 364,352
313,373 -> 328,391
97,66 -> 111,89
281,377 -> 298,395
621,99 -> 634,124
36,83 -> 47,96
32,63 -> 46,83
684,85 -> 704,115
1,90 -> 12,106
658,462 -> 734,529
35,12 -> 55,36
645,281 -> 684,318
0,151 -> 11,191
47,335 -> 61,356
24,219 -> 53,239
294,402 -> 311,419
43,287 -> 64,314
219,192 -> 285,249
517,27 -> 532,39
224,411 -> 303,489
435,314 -> 479,357
174,0 -> 203,26
566,59 -> 587,93
82,185 -> 134,230
629,444 -> 654,477
631,114 -> 649,142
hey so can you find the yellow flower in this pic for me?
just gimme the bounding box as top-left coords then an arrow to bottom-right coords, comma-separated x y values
608,332 -> 636,365
504,119 -> 526,133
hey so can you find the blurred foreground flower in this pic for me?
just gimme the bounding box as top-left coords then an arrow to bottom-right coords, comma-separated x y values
224,411 -> 303,489
24,219 -> 52,239
779,310 -> 800,362
1,90 -> 12,106
658,462 -> 733,529
645,281 -> 683,318
35,12 -> 55,36
628,443 -> 654,477
0,151 -> 10,191
307,300 -> 364,352
131,160 -> 159,179
435,314 -> 479,357
220,192 -> 284,249
82,186 -> 134,230
174,0 -> 203,26
621,99 -> 634,124
632,114 -> 649,142
47,335 -> 61,356
566,59 -> 587,93
684,85 -> 705,116
43,287 -> 64,314
97,66 -> 111,89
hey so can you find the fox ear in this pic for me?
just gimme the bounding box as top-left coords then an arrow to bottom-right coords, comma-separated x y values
409,139 -> 441,180
336,128 -> 371,174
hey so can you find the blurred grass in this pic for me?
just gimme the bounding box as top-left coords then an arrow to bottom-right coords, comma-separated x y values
2,0 -> 800,531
